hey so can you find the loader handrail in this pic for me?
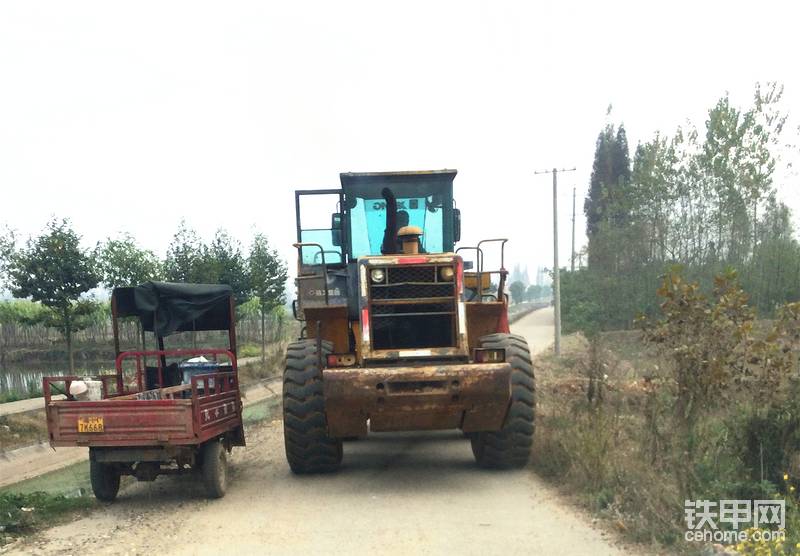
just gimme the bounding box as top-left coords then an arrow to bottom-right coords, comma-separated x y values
456,238 -> 509,302
293,241 -> 330,305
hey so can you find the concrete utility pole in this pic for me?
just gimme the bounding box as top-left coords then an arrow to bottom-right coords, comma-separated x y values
571,186 -> 576,272
534,167 -> 576,356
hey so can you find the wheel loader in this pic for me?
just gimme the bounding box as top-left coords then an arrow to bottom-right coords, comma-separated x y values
284,169 -> 534,472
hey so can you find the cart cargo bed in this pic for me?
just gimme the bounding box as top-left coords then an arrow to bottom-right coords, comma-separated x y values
45,369 -> 243,449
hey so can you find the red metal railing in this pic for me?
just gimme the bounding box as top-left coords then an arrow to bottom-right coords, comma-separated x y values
114,348 -> 238,395
43,349 -> 238,403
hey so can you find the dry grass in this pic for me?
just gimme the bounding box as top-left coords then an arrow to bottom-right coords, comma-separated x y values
532,331 -> 690,550
237,341 -> 288,384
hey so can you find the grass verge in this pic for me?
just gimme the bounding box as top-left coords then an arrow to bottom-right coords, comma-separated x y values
532,331 -> 800,554
0,460 -> 95,546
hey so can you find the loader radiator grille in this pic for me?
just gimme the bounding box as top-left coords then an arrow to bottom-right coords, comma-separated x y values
368,264 -> 457,350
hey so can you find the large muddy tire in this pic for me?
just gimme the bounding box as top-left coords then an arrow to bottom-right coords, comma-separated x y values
283,339 -> 342,474
90,459 -> 121,502
471,333 -> 535,469
201,440 -> 228,499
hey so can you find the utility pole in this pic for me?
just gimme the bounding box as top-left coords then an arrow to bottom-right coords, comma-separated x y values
534,166 -> 576,356
571,186 -> 576,272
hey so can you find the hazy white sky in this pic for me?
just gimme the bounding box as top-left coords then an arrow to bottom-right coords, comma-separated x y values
1,0 -> 798,279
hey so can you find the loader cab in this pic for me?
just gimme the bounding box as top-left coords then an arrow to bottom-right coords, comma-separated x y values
293,170 -> 460,267
293,170 -> 462,319
340,169 -> 460,259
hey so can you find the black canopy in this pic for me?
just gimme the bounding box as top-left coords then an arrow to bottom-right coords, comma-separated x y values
112,282 -> 233,336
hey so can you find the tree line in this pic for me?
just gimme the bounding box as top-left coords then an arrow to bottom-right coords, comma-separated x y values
0,219 -> 288,372
563,82 -> 799,334
509,282 -> 551,305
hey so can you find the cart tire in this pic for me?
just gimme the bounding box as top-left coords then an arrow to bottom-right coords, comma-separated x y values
283,339 -> 342,474
471,333 -> 535,469
90,460 -> 121,502
201,441 -> 228,499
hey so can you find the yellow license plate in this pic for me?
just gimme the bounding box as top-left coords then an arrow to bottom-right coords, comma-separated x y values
77,416 -> 104,433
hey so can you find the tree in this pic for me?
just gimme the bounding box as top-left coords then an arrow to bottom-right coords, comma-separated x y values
526,284 -> 542,302
248,233 -> 288,362
96,233 -> 162,289
164,220 -> 204,283
585,124 -> 632,244
9,219 -> 101,373
565,83 -> 796,336
0,226 -> 15,291
202,230 -> 250,305
509,281 -> 526,305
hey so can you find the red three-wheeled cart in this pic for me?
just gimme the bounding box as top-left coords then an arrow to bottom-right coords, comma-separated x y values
43,282 -> 245,501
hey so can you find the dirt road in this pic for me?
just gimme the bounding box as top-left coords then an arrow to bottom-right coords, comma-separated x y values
8,308 -> 635,556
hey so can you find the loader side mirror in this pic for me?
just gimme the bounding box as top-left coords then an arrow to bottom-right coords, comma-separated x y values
331,213 -> 343,247
453,208 -> 461,243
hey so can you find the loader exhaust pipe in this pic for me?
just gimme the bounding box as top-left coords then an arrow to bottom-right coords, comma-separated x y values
380,187 -> 398,255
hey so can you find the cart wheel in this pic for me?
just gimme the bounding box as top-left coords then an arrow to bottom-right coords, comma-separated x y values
90,460 -> 121,502
201,441 -> 227,499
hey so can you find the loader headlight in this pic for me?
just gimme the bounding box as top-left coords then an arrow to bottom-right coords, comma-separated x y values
370,268 -> 386,283
439,266 -> 455,281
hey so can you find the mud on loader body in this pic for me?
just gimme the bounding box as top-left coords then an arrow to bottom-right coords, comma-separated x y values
284,170 -> 534,473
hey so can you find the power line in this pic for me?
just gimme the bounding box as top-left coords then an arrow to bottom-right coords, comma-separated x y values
534,167 -> 576,356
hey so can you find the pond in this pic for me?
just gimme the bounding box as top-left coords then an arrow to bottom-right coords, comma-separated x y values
0,360 -> 112,395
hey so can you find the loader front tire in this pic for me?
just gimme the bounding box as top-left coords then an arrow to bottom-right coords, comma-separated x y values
283,339 -> 342,474
471,333 -> 535,469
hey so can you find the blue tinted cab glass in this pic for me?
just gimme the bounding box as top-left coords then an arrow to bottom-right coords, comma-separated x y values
349,196 -> 444,258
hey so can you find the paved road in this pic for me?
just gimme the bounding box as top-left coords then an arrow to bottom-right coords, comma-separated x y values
10,308 -> 634,555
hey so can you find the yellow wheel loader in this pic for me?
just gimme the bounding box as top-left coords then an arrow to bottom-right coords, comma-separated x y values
284,170 -> 534,472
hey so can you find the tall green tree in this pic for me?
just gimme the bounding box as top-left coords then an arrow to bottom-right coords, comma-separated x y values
164,220 -> 204,283
202,230 -> 250,305
584,123 -> 632,268
248,233 -> 288,361
9,219 -> 101,373
96,233 -> 162,289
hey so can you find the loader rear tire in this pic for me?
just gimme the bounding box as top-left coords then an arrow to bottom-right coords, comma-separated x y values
283,339 -> 342,474
90,459 -> 120,502
471,333 -> 535,469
